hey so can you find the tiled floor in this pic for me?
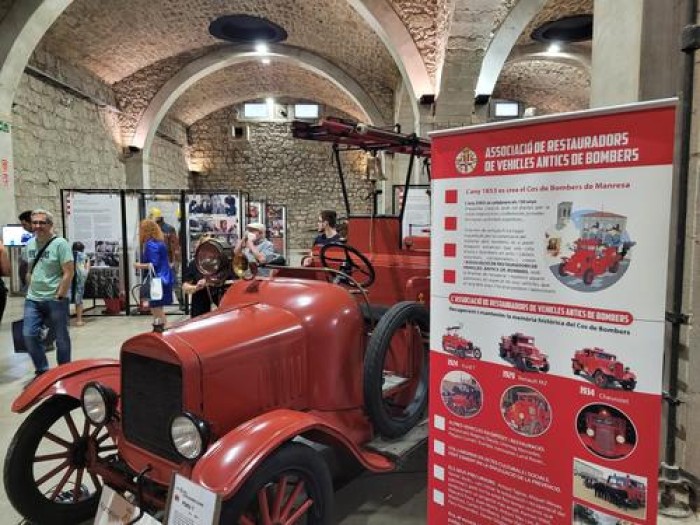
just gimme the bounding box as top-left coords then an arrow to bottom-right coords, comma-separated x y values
0,295 -> 694,524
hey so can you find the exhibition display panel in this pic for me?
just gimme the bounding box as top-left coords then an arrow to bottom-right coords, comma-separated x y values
428,100 -> 675,524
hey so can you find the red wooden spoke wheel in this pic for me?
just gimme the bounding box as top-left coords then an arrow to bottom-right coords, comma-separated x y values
220,443 -> 333,525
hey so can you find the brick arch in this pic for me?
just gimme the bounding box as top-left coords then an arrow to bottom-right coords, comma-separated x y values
131,44 -> 386,159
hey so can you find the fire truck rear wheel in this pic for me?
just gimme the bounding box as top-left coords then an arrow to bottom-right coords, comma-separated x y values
558,263 -> 567,276
3,396 -> 103,525
219,442 -> 333,524
364,301 -> 430,439
540,363 -> 550,373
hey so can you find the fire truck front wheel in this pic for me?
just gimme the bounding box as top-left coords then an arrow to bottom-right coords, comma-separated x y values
558,263 -> 568,276
219,442 -> 333,524
622,380 -> 637,391
609,261 -> 620,273
473,347 -> 482,360
3,395 -> 107,525
583,269 -> 595,285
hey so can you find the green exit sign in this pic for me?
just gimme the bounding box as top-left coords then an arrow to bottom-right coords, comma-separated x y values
0,121 -> 9,133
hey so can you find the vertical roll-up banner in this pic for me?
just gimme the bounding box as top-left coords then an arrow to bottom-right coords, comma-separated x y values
428,100 -> 676,524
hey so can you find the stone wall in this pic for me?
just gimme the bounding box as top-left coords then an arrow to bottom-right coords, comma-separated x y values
187,109 -> 372,250
149,135 -> 189,190
11,73 -> 126,230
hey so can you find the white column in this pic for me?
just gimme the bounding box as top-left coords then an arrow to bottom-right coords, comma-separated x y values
590,0 -> 643,107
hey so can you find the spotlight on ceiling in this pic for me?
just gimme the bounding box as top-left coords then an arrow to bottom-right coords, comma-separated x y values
255,42 -> 269,54
548,43 -> 561,53
531,14 -> 593,43
209,14 -> 287,45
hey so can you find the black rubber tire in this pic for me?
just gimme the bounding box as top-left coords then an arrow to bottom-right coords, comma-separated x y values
473,347 -> 482,360
4,396 -> 102,525
363,301 -> 429,439
558,263 -> 568,277
499,344 -> 507,358
219,442 -> 333,524
583,269 -> 595,285
609,261 -> 620,273
540,362 -> 550,373
622,380 -> 636,391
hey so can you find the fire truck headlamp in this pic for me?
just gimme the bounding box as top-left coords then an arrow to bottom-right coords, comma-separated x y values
586,428 -> 595,437
616,435 -> 625,444
81,382 -> 117,426
170,413 -> 210,460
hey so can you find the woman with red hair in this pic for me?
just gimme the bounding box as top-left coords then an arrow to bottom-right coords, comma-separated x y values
134,219 -> 173,327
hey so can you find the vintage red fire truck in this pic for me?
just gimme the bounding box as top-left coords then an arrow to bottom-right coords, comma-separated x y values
503,392 -> 551,435
572,347 -> 637,390
442,325 -> 481,359
558,238 -> 623,285
593,475 -> 646,509
4,119 -> 432,525
442,383 -> 481,417
582,408 -> 635,459
499,333 -> 550,372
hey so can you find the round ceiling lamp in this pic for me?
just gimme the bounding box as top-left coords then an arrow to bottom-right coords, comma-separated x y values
209,14 -> 288,44
531,14 -> 593,43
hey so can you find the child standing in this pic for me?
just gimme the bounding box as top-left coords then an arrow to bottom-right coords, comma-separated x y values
71,241 -> 90,326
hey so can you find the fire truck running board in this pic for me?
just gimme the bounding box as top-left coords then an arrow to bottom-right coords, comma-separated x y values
382,372 -> 409,393
364,418 -> 428,461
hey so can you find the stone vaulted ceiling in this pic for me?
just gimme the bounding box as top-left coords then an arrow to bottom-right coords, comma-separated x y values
9,0 -> 592,126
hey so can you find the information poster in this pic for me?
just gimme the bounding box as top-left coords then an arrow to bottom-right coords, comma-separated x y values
0,119 -> 13,227
428,101 -> 675,525
65,192 -> 123,299
266,203 -> 287,258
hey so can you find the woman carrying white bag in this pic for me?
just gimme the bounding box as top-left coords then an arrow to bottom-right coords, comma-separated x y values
134,219 -> 173,328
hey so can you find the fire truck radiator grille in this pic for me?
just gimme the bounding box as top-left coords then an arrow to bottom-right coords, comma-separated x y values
122,352 -> 183,462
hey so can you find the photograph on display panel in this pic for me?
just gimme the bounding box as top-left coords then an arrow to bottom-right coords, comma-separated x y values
186,192 -> 241,252
265,204 -> 287,258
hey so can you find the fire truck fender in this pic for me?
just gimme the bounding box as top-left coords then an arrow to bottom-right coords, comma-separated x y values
11,359 -> 120,413
191,409 -> 394,499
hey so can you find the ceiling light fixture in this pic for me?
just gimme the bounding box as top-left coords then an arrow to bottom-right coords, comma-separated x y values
255,42 -> 269,54
548,43 -> 561,53
209,15 -> 287,45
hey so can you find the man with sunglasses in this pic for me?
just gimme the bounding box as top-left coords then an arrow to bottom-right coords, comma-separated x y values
23,209 -> 74,380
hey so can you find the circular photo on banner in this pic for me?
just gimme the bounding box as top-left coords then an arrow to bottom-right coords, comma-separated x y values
544,203 -> 635,292
440,370 -> 483,419
576,404 -> 637,460
501,386 -> 552,437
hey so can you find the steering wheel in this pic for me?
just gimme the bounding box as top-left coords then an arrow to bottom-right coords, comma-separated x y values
319,242 -> 376,288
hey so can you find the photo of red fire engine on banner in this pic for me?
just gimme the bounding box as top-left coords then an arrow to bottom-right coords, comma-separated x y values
428,100 -> 675,525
